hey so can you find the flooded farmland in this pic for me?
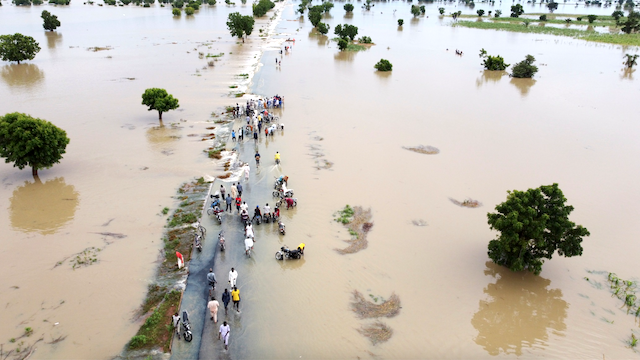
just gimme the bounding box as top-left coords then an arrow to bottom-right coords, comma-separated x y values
1,0 -> 640,359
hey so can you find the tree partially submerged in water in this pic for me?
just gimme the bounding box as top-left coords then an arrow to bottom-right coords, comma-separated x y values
226,12 -> 255,39
480,51 -> 509,71
510,4 -> 524,18
547,1 -> 558,12
317,22 -> 329,35
374,59 -> 392,71
0,112 -> 70,177
398,19 -> 404,26
141,88 -> 180,120
624,53 -> 639,68
511,54 -> 538,78
41,11 -> 61,32
618,10 -> 640,34
252,0 -> 274,17
487,183 -> 590,275
0,33 -> 41,64
344,3 -> 354,13
334,24 -> 358,41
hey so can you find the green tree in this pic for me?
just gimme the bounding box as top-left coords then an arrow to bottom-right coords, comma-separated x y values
226,12 -> 255,38
419,5 -> 425,14
0,113 -> 70,177
487,184 -> 590,275
547,1 -> 558,11
477,9 -> 485,16
510,4 -> 524,17
172,7 -> 181,15
12,0 -> 32,5
480,51 -> 509,70
184,6 -> 194,14
0,34 -> 41,64
334,24 -> 358,40
141,88 -> 179,120
308,5 -> 323,27
41,10 -> 61,31
374,58 -> 392,71
362,0 -> 373,10
321,1 -> 333,12
612,10 -> 625,21
344,3 -> 354,12
438,7 -> 445,15
358,36 -> 372,43
479,48 -> 487,58
411,4 -> 421,17
619,11 -> 639,33
539,14 -> 547,21
252,0 -> 274,17
587,14 -> 598,23
623,53 -> 639,68
494,9 -> 502,17
337,38 -> 348,50
511,54 -> 538,78
173,0 -> 184,7
398,18 -> 404,26
317,22 -> 329,34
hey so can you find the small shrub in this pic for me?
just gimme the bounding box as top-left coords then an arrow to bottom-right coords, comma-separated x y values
129,335 -> 148,349
587,14 -> 597,23
398,19 -> 404,26
172,0 -> 183,6
576,16 -> 582,21
494,9 -> 502,17
344,2 -> 354,12
337,38 -> 348,51
317,22 -> 329,34
539,14 -> 547,21
358,36 -> 372,44
162,207 -> 170,215
374,59 -> 392,71
477,9 -> 485,16
185,6 -> 194,14
482,54 -> 509,71
511,54 -> 538,78
438,7 -> 445,14
172,7 -> 181,15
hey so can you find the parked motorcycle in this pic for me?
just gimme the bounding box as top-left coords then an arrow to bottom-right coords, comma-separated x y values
194,233 -> 203,252
278,221 -> 286,235
218,230 -> 226,252
275,244 -> 304,260
181,310 -> 193,342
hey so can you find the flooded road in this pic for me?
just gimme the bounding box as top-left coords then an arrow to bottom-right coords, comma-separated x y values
1,0 -> 640,358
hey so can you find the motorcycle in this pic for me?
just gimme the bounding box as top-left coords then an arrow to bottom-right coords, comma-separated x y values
241,212 -> 250,226
274,176 -> 289,190
207,196 -> 223,223
218,231 -> 226,251
262,213 -> 272,224
181,310 -> 193,342
272,188 -> 294,199
275,245 -> 303,260
276,197 -> 297,209
253,213 -> 262,225
278,221 -> 286,235
194,233 -> 203,252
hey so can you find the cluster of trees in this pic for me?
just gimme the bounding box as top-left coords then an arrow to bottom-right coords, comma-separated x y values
411,4 -> 425,17
334,23 -> 358,50
41,10 -> 61,31
487,184 -> 590,275
0,113 -> 70,177
374,59 -> 392,71
0,34 -> 41,64
479,49 -> 539,78
252,0 -> 274,17
617,10 -> 640,33
226,12 -> 254,38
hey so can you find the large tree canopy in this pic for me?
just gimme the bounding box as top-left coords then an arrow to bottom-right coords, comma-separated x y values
141,88 -> 179,120
226,12 -> 255,39
0,33 -> 41,64
487,183 -> 590,275
0,112 -> 70,176
41,10 -> 61,32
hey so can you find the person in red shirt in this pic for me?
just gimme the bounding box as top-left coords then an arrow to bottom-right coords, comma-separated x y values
286,197 -> 295,209
235,196 -> 242,214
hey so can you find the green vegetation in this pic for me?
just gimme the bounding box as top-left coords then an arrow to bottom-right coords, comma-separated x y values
0,113 -> 69,177
172,7 -> 180,15
587,14 -> 598,23
477,9 -> 484,17
510,4 -> 524,18
454,20 -> 640,46
141,88 -> 179,120
184,6 -> 194,15
334,204 -> 355,224
411,5 -> 420,17
12,0 -> 32,5
619,11 -> 640,34
41,10 -> 61,31
308,5 -> 323,27
162,207 -> 170,215
547,1 -> 558,12
612,10 -> 625,21
479,49 -> 509,70
172,0 -> 183,7
252,0 -> 274,17
439,7 -> 445,15
624,53 -> 639,68
317,22 -> 329,35
334,23 -> 358,40
494,9 -> 502,18
321,1 -> 333,12
337,38 -> 348,50
398,19 -> 404,26
539,14 -> 547,21
374,58 -> 392,71
511,54 -> 538,78
358,36 -> 372,44
128,290 -> 181,351
344,3 -> 353,12
227,12 -> 255,38
487,183 -> 590,275
0,33 -> 41,64
362,0 -> 373,11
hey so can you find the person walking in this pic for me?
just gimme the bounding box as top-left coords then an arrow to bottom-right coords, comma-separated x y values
235,196 -> 242,214
231,130 -> 236,142
225,194 -> 233,212
221,288 -> 231,315
236,182 -> 243,197
219,185 -> 226,202
238,127 -> 244,141
208,297 -> 220,322
231,183 -> 238,199
243,165 -> 250,182
218,321 -> 231,350
229,268 -> 238,287
172,312 -> 181,339
231,286 -> 240,313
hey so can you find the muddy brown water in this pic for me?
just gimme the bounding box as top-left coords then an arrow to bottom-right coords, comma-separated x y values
1,1 -> 640,359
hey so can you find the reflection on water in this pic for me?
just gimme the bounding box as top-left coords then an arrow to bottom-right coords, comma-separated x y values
0,64 -> 45,88
45,31 -> 63,49
476,70 -> 507,88
146,123 -> 181,151
308,30 -> 329,47
277,257 -> 306,271
334,50 -> 356,62
471,262 -> 567,356
344,12 -> 353,19
9,177 -> 79,235
620,68 -> 635,80
510,77 -> 536,97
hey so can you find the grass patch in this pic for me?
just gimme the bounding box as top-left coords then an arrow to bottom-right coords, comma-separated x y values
206,52 -> 225,57
207,148 -> 223,159
229,85 -> 238,88
334,206 -> 373,254
351,290 -> 402,319
138,284 -> 169,316
493,16 -> 616,26
454,20 -> 640,46
162,207 -> 170,215
128,290 -> 182,351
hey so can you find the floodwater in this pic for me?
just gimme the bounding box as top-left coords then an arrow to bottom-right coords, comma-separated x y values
2,0 -> 640,359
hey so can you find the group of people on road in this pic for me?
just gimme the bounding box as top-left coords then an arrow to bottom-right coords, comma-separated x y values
204,267 -> 241,350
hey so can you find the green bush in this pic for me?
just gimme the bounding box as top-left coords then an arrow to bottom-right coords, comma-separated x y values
358,36 -> 372,44
185,6 -> 194,14
438,7 -> 445,15
207,0 -> 215,4
494,9 -> 502,17
482,55 -> 509,70
252,0 -> 274,17
337,38 -> 348,50
344,3 -> 353,12
13,0 -> 32,5
398,19 -> 404,26
374,58 -> 392,71
129,335 -> 148,349
511,54 -> 538,78
172,0 -> 183,7
187,0 -> 199,9
587,14 -> 597,23
334,23 -> 358,40
539,14 -> 547,21
317,22 -> 329,34
477,9 -> 485,17
172,7 -> 180,15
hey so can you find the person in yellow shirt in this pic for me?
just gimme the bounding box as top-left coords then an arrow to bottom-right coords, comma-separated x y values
274,151 -> 281,164
231,287 -> 240,313
297,243 -> 305,255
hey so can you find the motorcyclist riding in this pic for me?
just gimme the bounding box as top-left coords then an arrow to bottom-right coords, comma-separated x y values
253,206 -> 262,222
274,152 -> 281,165
263,203 -> 271,220
255,151 -> 261,165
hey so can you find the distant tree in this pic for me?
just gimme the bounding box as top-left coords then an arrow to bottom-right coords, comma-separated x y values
477,9 -> 485,16
438,7 -> 445,14
611,10 -> 625,21
451,10 -> 462,20
479,48 -> 487,58
226,12 -> 255,38
374,59 -> 392,71
362,0 -> 373,10
344,3 -> 354,12
41,10 -> 61,31
0,112 -> 70,177
398,18 -> 404,26
337,38 -> 348,51
522,19 -> 531,27
321,1 -> 333,12
308,5 -> 323,27
358,36 -> 372,43
494,9 -> 502,17
547,1 -> 558,11
12,0 -> 32,5
187,1 -> 199,10
49,0 -> 71,4
511,54 -> 538,78
487,183 -> 590,275
0,34 -> 41,64
539,14 -> 547,21
184,6 -> 194,14
207,0 -> 216,5
619,11 -> 639,33
411,5 -> 421,17
141,88 -> 180,120
252,0 -> 274,17
576,17 -> 582,21
334,24 -> 358,40
623,53 -> 639,68
317,22 -> 329,35
565,18 -> 572,23
419,5 -> 425,14
172,7 -> 181,15
488,10 -> 492,16
510,4 -> 524,17
172,0 -> 184,7
587,14 -> 598,22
